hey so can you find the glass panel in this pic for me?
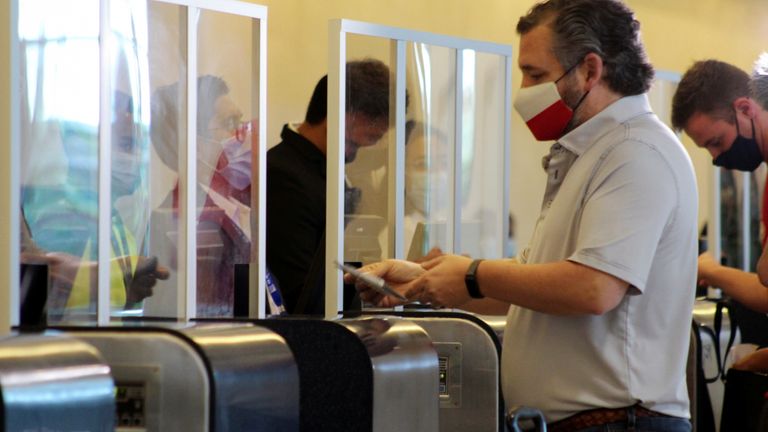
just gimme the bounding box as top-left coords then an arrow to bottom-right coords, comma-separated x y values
18,0 -> 101,323
196,9 -> 258,317
143,1 -> 187,318
403,42 -> 457,260
719,169 -> 761,271
459,51 -> 506,259
343,34 -> 395,265
109,0 -> 153,318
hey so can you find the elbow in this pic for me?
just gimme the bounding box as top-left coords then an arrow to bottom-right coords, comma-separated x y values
585,299 -> 618,316
759,268 -> 768,287
583,285 -> 626,316
758,256 -> 768,286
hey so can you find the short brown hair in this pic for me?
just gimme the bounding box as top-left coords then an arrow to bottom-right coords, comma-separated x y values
305,59 -> 399,125
671,60 -> 749,131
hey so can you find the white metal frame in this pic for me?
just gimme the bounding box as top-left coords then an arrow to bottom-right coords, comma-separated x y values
6,0 -> 267,328
326,19 -> 513,318
4,0 -> 21,332
96,0 -> 113,324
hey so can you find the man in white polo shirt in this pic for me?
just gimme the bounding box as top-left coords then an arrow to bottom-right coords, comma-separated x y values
347,0 -> 697,430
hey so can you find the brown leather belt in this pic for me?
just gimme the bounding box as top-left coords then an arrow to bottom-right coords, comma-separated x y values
549,405 -> 672,432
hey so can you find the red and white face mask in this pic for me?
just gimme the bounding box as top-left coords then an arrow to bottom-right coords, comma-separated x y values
514,62 -> 589,141
514,81 -> 575,141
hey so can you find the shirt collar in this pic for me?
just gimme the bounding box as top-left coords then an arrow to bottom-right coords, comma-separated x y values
281,123 -> 325,161
558,94 -> 652,156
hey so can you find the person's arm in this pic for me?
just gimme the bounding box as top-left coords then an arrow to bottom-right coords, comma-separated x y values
456,297 -> 514,315
408,254 -> 628,315
698,252 -> 768,313
350,255 -> 628,316
733,347 -> 768,373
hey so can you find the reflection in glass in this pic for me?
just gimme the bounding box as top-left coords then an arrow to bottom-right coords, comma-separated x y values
144,1 -> 187,318
18,0 -> 264,322
343,35 -> 395,265
459,51 -> 507,259
195,10 -> 257,317
145,5 -> 260,318
109,0 -> 156,317
18,0 -> 102,323
402,45 -> 508,260
18,0 -> 162,322
719,168 -> 761,271
404,43 -> 457,260
341,39 -> 508,261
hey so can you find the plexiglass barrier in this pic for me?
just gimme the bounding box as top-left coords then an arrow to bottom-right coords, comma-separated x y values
327,20 -> 512,317
16,0 -> 267,324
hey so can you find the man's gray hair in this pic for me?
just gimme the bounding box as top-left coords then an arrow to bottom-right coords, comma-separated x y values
516,0 -> 654,96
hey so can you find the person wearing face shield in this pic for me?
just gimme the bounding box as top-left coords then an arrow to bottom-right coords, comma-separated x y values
672,62 -> 768,318
345,1 -> 697,430
266,60 -> 396,315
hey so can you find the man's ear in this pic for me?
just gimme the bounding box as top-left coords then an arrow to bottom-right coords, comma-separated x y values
581,52 -> 603,91
733,96 -> 758,118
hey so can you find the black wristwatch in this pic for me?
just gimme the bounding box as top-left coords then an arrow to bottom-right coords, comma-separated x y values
465,259 -> 484,299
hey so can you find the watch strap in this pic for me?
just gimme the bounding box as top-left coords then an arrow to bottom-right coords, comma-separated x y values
465,259 -> 484,299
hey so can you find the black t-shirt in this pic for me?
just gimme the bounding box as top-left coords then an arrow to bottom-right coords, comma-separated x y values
266,125 -> 327,314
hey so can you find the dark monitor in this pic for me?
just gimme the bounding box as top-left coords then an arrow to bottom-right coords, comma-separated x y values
20,263 -> 48,327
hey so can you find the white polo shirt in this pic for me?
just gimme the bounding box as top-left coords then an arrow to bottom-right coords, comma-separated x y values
501,94 -> 698,422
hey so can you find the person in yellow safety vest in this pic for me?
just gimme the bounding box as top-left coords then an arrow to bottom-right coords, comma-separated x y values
21,91 -> 169,319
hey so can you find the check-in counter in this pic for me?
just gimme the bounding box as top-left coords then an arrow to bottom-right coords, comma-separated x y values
476,313 -> 507,346
57,322 -> 298,431
354,309 -> 503,432
257,316 -> 439,432
0,333 -> 115,431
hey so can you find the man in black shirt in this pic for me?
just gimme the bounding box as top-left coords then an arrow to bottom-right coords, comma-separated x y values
267,59 -> 392,314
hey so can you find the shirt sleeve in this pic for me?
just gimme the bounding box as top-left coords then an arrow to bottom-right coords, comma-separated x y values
568,140 -> 678,293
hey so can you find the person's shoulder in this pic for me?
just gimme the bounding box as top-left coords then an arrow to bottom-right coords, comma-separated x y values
267,139 -> 292,159
267,139 -> 299,170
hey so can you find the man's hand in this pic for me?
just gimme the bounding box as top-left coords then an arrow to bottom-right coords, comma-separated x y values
732,347 -> 768,373
412,247 -> 444,263
697,252 -> 721,287
126,256 -> 170,304
343,259 -> 424,307
404,254 -> 473,308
